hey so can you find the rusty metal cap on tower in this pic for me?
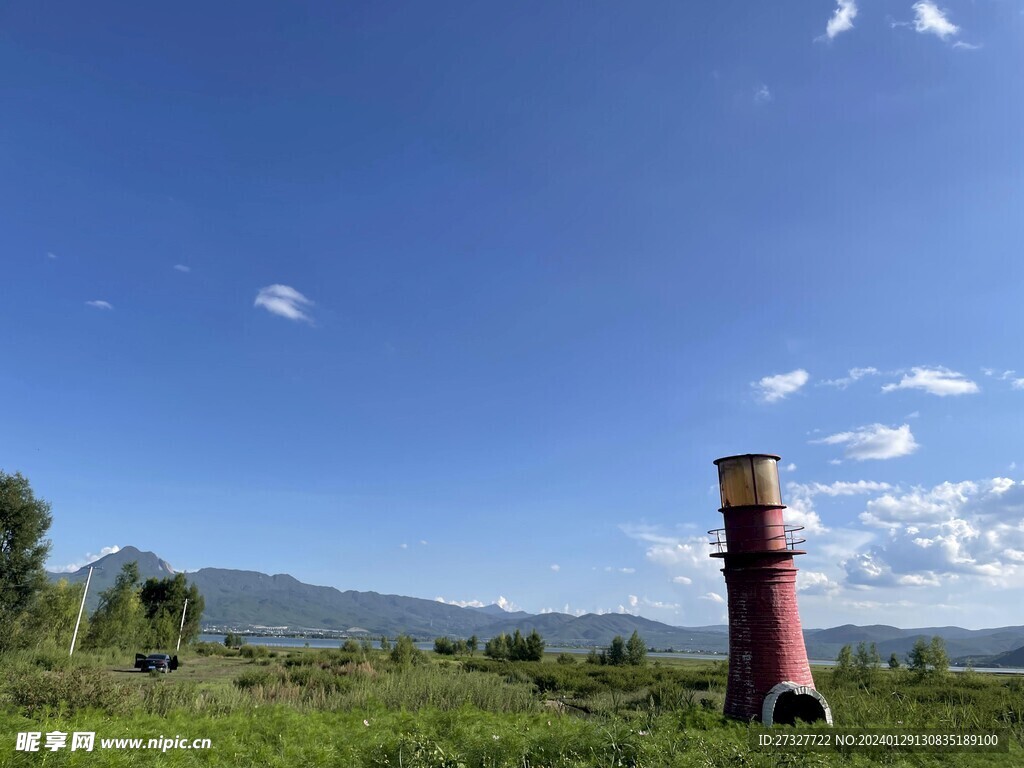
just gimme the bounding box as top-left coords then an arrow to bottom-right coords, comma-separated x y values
713,454 -> 783,508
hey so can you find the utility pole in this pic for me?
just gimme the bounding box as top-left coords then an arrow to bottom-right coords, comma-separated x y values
176,598 -> 189,652
69,566 -> 94,657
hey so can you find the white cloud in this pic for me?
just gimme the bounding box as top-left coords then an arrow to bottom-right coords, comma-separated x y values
812,423 -> 918,461
618,567 -> 635,574
843,479 -> 1024,588
173,264 -> 191,273
784,481 -> 890,536
882,366 -> 978,396
434,596 -> 485,608
1012,379 -> 1024,391
952,41 -> 981,51
672,575 -> 693,585
46,252 -> 57,260
753,84 -> 772,105
821,367 -> 879,389
754,369 -> 809,402
254,284 -> 314,323
85,300 -> 113,310
399,543 -> 408,549
798,571 -> 840,595
825,0 -> 858,39
550,564 -> 560,572
495,595 -> 520,612
783,463 -> 798,472
912,1 -> 959,39
700,592 -> 725,604
51,545 -> 121,573
628,595 -> 639,608
789,480 -> 894,498
420,540 -> 428,546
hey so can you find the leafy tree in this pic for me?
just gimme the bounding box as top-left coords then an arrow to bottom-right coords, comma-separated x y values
556,652 -> 576,665
0,471 -> 53,651
908,636 -> 948,676
390,634 -> 421,667
434,636 -> 456,655
523,629 -> 545,661
468,635 -> 478,656
224,632 -> 247,648
928,636 -> 949,675
379,635 -> 391,652
341,639 -> 362,654
835,644 -> 853,677
585,647 -> 601,665
510,629 -> 527,660
484,633 -> 511,660
139,573 -> 205,648
888,652 -> 900,670
626,630 -> 647,666
85,562 -> 148,650
14,578 -> 87,651
607,635 -> 627,666
853,641 -> 881,683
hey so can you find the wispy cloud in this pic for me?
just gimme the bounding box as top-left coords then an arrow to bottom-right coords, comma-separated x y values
51,545 -> 121,573
1012,379 -> 1024,391
700,592 -> 725,604
952,41 -> 981,51
754,369 -> 809,402
882,366 -> 979,396
173,264 -> 191,273
672,575 -> 693,585
912,1 -> 959,39
434,596 -> 485,608
550,564 -> 560,572
821,367 -> 879,389
753,84 -> 773,105
825,0 -> 858,39
812,423 -> 919,461
254,284 -> 314,323
85,300 -> 113,310
46,252 -> 57,260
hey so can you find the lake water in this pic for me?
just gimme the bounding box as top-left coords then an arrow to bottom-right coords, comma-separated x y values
197,634 -> 1024,674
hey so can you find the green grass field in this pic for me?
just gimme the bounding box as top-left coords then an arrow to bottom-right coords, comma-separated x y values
2,644 -> 1021,767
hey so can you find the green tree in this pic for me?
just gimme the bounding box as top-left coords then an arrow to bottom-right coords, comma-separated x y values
524,629 -> 545,661
0,471 -> 53,652
607,635 -> 627,666
907,637 -> 948,676
139,573 -> 205,648
224,632 -> 247,648
468,635 -> 478,656
888,652 -> 901,670
433,636 -> 455,655
928,636 -> 949,675
626,630 -> 647,666
15,578 -> 87,651
341,638 -> 362,654
379,635 -> 391,652
484,633 -> 511,660
85,562 -> 148,650
390,634 -> 421,667
854,641 -> 881,683
835,644 -> 854,678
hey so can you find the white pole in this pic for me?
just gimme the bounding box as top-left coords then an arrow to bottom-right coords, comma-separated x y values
176,598 -> 188,652
69,566 -> 93,657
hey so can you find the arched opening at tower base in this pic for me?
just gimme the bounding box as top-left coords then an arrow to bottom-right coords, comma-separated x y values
762,682 -> 833,727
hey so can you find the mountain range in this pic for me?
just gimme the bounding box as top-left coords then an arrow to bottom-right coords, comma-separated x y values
48,546 -> 1024,663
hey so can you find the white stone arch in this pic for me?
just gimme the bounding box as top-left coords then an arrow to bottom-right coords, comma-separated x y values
762,681 -> 833,726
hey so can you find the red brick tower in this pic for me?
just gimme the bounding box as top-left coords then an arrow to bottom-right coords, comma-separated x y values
709,454 -> 831,725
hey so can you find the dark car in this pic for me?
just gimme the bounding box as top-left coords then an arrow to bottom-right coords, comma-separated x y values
134,653 -> 179,673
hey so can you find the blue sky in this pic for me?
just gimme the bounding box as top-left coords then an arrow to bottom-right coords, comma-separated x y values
2,1 -> 1022,629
